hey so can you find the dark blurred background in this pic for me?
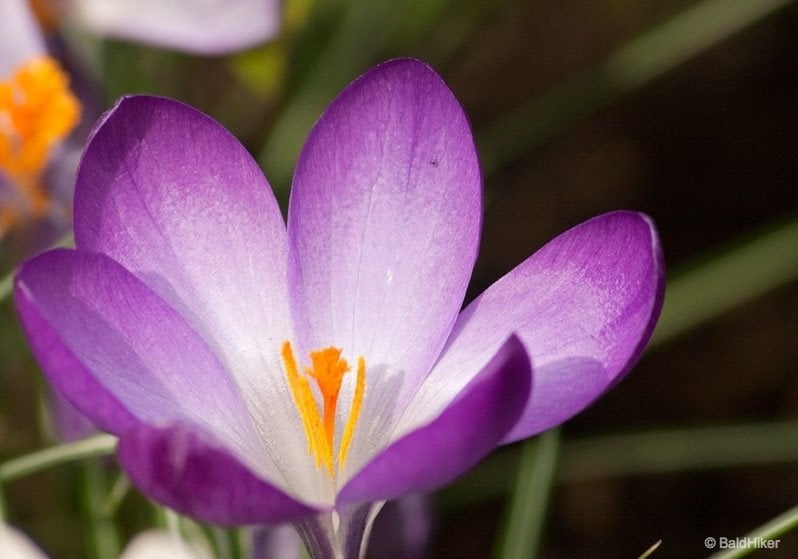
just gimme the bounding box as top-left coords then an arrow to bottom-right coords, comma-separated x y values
433,2 -> 798,558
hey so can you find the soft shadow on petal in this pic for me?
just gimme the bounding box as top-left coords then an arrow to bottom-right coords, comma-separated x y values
288,59 -> 482,468
69,0 -> 281,55
74,96 -> 290,378
72,95 -> 319,497
338,336 -> 530,504
13,249 -> 277,484
425,211 -> 664,442
118,424 -> 319,526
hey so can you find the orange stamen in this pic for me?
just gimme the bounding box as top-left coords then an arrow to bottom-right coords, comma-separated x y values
306,347 -> 349,448
281,341 -> 366,477
339,356 -> 366,469
281,342 -> 329,470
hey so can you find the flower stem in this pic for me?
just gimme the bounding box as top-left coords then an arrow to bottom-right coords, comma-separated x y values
0,486 -> 7,522
0,272 -> 10,303
102,472 -> 131,517
294,504 -> 377,559
80,459 -> 121,559
494,430 -> 560,559
441,421 -> 798,510
0,434 -> 117,482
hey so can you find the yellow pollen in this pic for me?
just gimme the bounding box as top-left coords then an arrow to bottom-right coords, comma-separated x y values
0,55 -> 80,230
281,341 -> 366,476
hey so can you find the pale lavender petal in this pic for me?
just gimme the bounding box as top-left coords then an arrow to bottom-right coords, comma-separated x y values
338,336 -> 530,504
0,0 -> 45,76
13,249 -> 273,482
118,424 -> 318,526
72,96 -> 320,498
120,531 -> 211,559
424,211 -> 664,443
251,524 -> 304,559
69,0 -> 280,55
287,59 -> 481,466
0,525 -> 48,559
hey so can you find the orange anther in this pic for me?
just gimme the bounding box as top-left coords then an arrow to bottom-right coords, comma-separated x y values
281,341 -> 366,478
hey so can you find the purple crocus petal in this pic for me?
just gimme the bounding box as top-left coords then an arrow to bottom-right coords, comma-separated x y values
338,336 -> 530,504
69,0 -> 280,55
14,254 -> 137,435
13,249 -> 279,486
72,96 -> 322,497
287,59 -> 482,456
0,0 -> 45,76
425,211 -> 664,443
49,388 -> 97,442
118,424 -> 319,526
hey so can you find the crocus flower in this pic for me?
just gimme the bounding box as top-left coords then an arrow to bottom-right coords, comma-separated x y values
13,59 -> 664,557
0,0 -> 80,244
0,525 -> 209,559
2,0 -> 280,244
34,0 -> 281,55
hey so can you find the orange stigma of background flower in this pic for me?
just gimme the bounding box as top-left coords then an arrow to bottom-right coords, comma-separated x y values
0,55 -> 80,235
281,341 -> 366,476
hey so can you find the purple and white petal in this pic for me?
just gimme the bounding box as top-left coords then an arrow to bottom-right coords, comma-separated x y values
339,336 -> 530,503
13,249 -> 307,499
72,96 -> 322,500
288,59 -> 482,467
0,0 -> 45,76
68,0 -> 280,55
417,211 -> 664,443
118,424 -> 319,526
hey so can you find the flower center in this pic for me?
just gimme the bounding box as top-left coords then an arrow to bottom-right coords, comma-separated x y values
0,55 -> 80,233
281,341 -> 366,477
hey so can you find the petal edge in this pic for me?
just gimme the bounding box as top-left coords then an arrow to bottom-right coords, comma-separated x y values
118,424 -> 320,525
338,335 -> 531,504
